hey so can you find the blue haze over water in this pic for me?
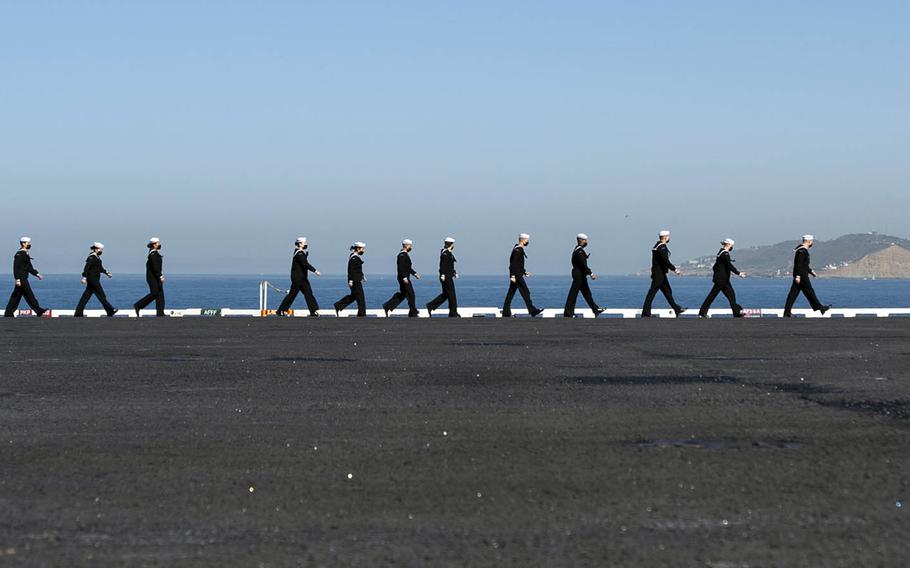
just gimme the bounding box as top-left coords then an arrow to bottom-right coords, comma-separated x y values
14,275 -> 910,311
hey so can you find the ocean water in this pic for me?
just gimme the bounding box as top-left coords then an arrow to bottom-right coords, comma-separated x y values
6,274 -> 910,310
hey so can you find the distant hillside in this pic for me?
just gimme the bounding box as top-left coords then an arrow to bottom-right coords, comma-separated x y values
819,245 -> 910,279
682,233 -> 910,278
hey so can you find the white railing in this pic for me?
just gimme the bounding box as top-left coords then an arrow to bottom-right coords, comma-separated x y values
259,306 -> 910,318
13,307 -> 910,319
14,307 -> 910,318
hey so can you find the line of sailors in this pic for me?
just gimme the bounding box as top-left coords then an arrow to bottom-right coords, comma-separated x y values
4,232 -> 829,318
4,237 -> 165,318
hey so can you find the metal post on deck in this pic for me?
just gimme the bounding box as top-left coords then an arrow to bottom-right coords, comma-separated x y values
259,280 -> 267,316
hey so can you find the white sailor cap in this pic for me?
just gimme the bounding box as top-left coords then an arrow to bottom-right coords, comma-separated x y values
402,239 -> 413,246
353,241 -> 366,248
295,236 -> 307,244
92,242 -> 105,250
519,233 -> 530,240
444,236 -> 455,244
149,237 -> 160,244
19,236 -> 31,243
723,238 -> 735,246
802,234 -> 815,241
576,233 -> 588,240
659,230 -> 671,237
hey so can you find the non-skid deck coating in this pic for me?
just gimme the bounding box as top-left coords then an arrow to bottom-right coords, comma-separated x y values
1,319 -> 909,566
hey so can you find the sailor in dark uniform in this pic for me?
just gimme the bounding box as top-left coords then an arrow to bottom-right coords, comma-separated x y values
382,239 -> 420,317
277,237 -> 322,317
75,242 -> 118,317
641,230 -> 686,317
426,237 -> 459,317
502,233 -> 543,317
133,237 -> 166,317
4,237 -> 47,317
334,242 -> 367,317
784,234 -> 830,317
698,238 -> 746,318
563,233 -> 605,317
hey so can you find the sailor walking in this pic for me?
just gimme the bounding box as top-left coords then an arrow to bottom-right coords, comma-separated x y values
133,237 -> 166,317
75,242 -> 118,317
641,230 -> 686,317
334,242 -> 367,317
4,237 -> 47,317
383,239 -> 420,317
783,234 -> 830,317
563,233 -> 605,317
426,237 -> 459,317
502,233 -> 543,317
698,238 -> 746,317
277,237 -> 321,317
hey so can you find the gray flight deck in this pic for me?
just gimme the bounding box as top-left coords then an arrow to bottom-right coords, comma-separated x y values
1,319 -> 908,566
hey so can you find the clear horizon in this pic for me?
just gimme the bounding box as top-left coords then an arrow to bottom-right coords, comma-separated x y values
2,230 -> 902,278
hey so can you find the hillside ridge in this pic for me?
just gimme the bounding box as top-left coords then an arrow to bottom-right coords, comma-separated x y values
681,232 -> 910,278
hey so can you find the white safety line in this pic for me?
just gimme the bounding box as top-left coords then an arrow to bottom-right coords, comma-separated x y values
14,307 -> 910,318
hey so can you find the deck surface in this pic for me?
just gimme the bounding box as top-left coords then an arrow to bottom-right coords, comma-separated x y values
1,318 -> 909,566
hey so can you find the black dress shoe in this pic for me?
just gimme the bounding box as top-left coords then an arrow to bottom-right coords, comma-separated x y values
819,305 -> 831,315
425,304 -> 433,318
530,309 -> 544,317
594,308 -> 606,316
698,313 -> 708,318
108,309 -> 119,317
448,313 -> 460,318
133,305 -> 141,318
674,307 -> 687,316
309,312 -> 320,318
501,311 -> 512,318
35,309 -> 46,318
276,310 -> 288,317
783,313 -> 793,318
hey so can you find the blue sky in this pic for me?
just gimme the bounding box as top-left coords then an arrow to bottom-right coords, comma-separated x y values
2,1 -> 908,275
